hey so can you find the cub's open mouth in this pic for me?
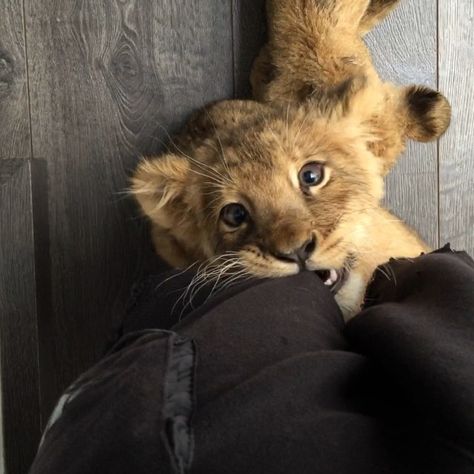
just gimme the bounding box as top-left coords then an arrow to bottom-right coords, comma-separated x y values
315,268 -> 348,294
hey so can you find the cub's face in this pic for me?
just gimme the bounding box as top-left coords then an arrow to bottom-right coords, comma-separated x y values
132,102 -> 384,297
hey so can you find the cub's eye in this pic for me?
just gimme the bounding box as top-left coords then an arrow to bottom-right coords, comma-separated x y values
299,162 -> 325,187
220,203 -> 248,228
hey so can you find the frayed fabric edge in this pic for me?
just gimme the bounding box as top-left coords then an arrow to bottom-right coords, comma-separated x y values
162,335 -> 196,474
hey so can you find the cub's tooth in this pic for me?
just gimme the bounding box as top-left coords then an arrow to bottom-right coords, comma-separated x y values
330,269 -> 338,281
324,278 -> 332,286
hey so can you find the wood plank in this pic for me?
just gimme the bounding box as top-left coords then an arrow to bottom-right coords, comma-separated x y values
25,0 -> 234,421
0,0 -> 31,158
0,160 -> 42,474
365,1 -> 439,248
439,1 -> 474,256
232,0 -> 266,98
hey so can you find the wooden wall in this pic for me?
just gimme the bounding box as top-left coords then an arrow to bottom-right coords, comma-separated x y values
0,1 -> 472,472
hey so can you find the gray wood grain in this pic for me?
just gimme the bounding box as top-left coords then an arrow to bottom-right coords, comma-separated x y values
24,0 -> 234,420
0,160 -> 41,474
439,0 -> 474,256
365,0 -> 439,248
0,0 -> 31,158
232,0 -> 266,98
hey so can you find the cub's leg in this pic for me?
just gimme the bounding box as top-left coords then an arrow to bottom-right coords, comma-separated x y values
267,0 -> 371,33
269,0 -> 399,35
250,45 -> 275,102
254,0 -> 376,103
256,0 -> 402,101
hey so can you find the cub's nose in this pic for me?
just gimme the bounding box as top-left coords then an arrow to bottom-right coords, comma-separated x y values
274,235 -> 317,265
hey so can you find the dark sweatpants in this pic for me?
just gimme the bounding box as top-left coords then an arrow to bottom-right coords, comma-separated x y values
30,247 -> 474,473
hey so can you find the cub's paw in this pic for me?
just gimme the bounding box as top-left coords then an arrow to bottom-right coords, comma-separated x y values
404,86 -> 452,142
359,0 -> 401,34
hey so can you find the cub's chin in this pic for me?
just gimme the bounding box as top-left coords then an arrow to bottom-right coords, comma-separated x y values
238,250 -> 358,317
255,264 -> 362,320
334,269 -> 370,321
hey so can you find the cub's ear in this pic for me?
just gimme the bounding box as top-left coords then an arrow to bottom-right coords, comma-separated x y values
131,154 -> 191,229
403,86 -> 452,142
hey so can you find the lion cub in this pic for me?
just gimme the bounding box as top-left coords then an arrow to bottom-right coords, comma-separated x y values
132,0 -> 450,319
133,96 -> 430,318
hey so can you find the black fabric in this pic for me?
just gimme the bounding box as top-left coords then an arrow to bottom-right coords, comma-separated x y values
30,247 -> 474,474
30,331 -> 190,473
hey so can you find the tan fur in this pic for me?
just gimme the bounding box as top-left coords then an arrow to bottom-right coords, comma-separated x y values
132,0 -> 449,319
251,0 -> 451,173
